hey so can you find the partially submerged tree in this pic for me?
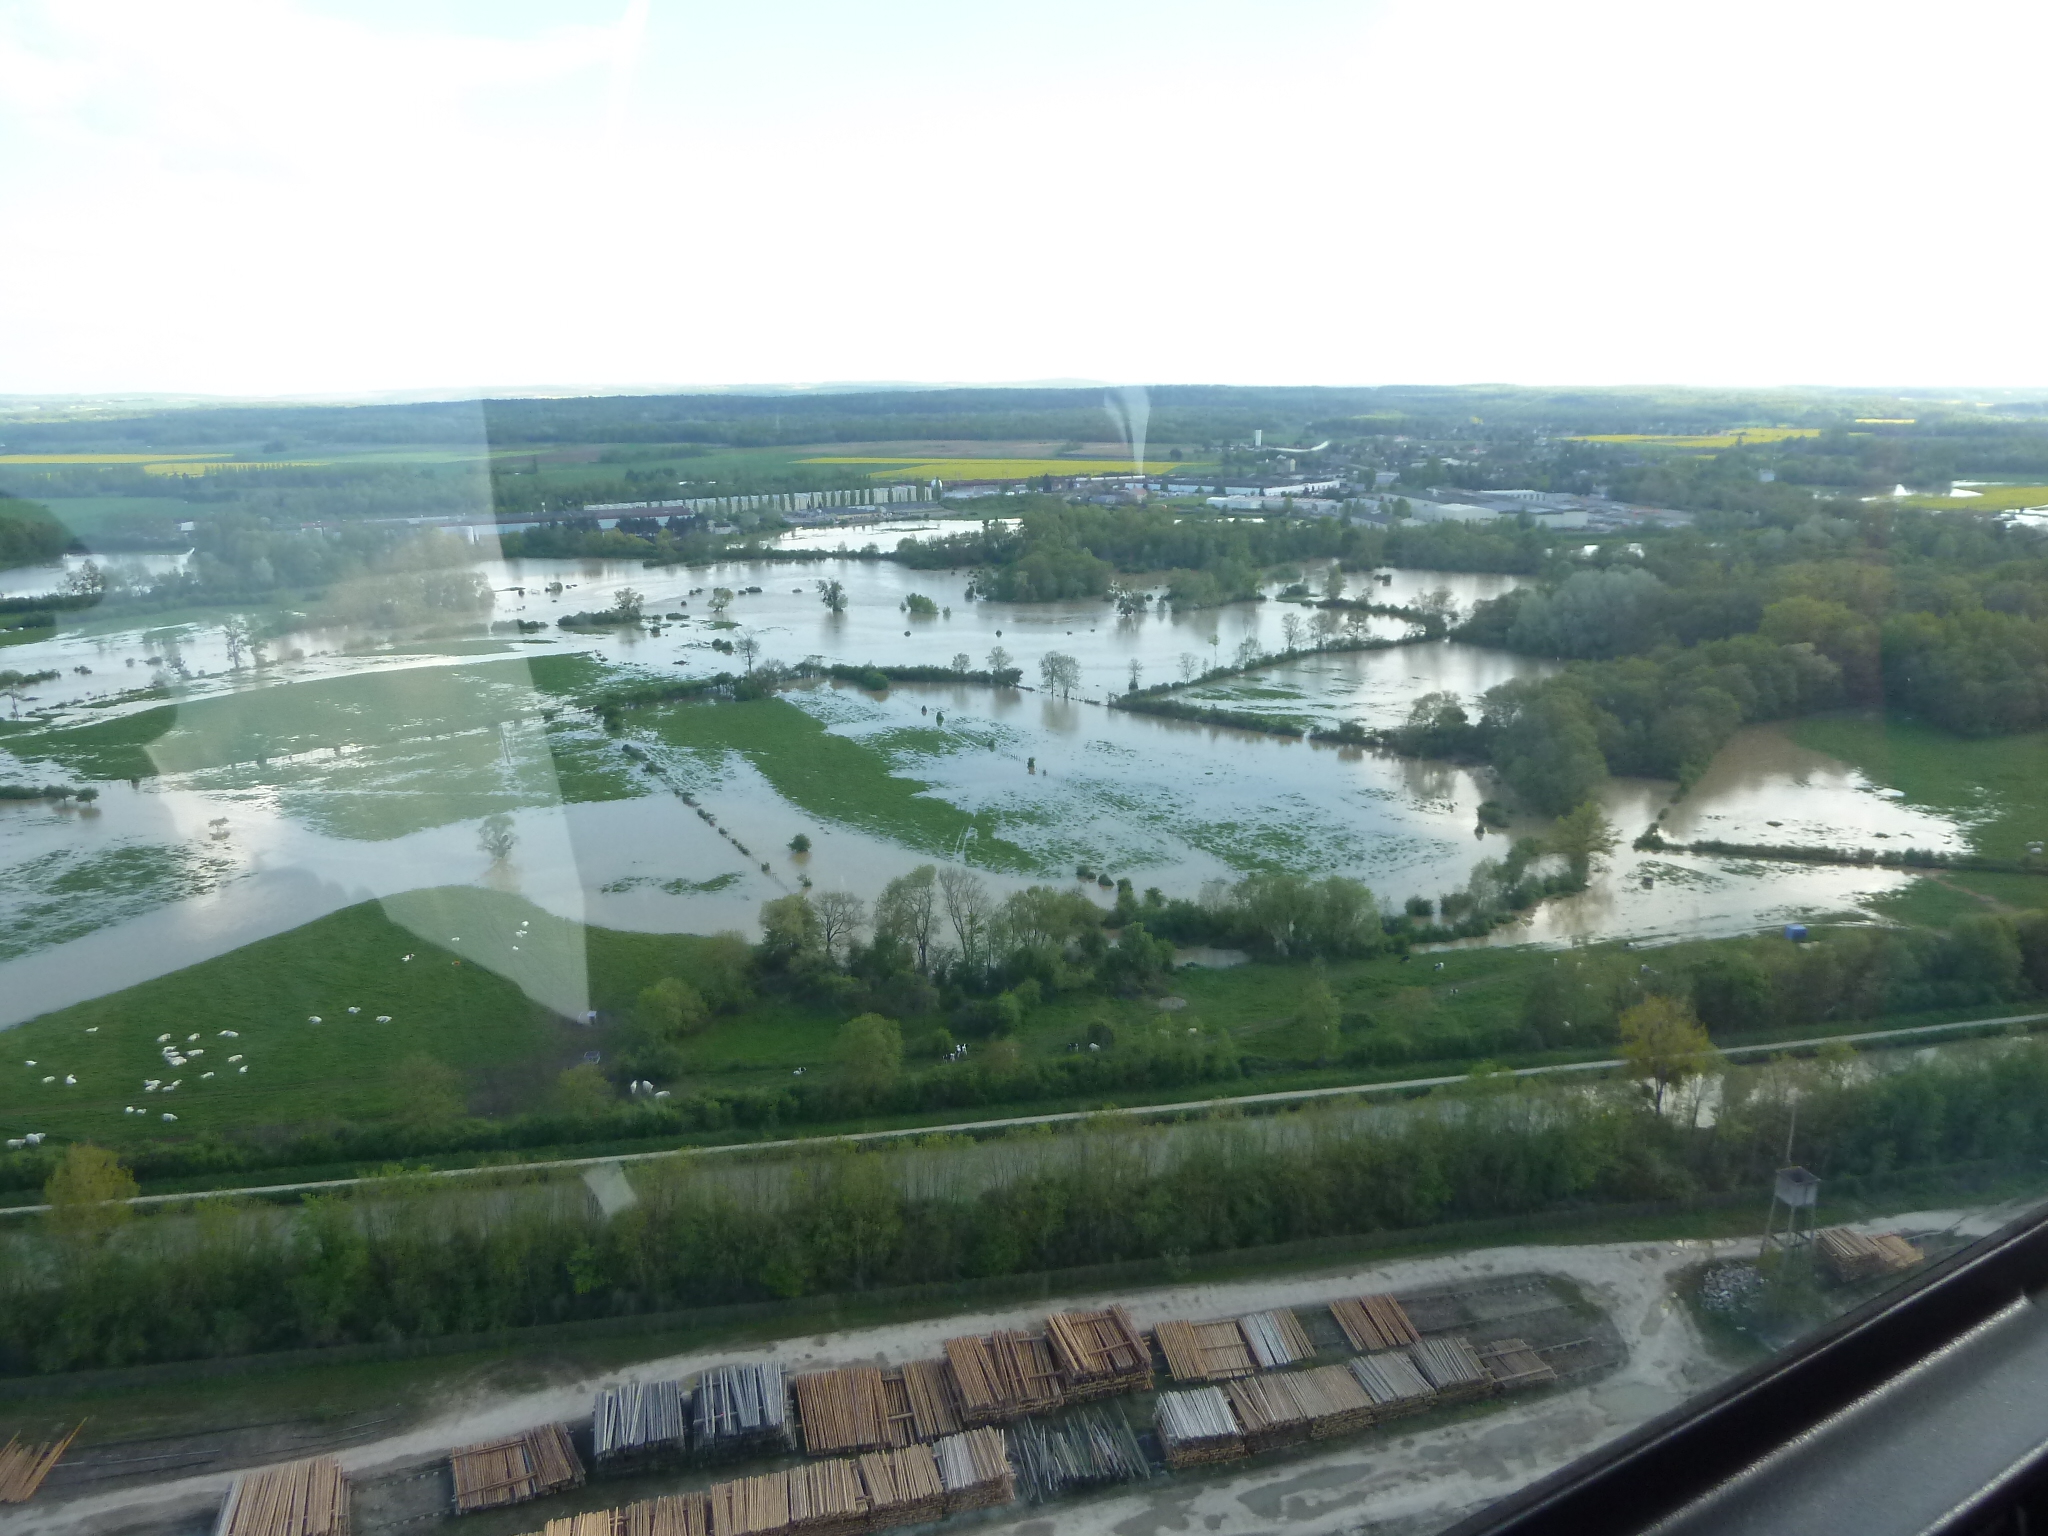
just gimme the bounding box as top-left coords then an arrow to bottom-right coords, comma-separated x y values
44,1143 -> 137,1245
817,578 -> 848,612
477,813 -> 517,864
1620,994 -> 1717,1112
1039,651 -> 1080,698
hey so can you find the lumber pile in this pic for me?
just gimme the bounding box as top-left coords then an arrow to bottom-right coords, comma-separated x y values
216,1456 -> 351,1536
1330,1294 -> 1420,1354
1290,1365 -> 1376,1439
1012,1407 -> 1149,1499
1154,1387 -> 1246,1470
707,1472 -> 789,1536
693,1364 -> 791,1459
1156,1319 -> 1255,1383
785,1459 -> 865,1535
1478,1338 -> 1558,1392
523,1514 -> 621,1536
1222,1375 -> 1314,1452
1348,1350 -> 1437,1419
933,1428 -> 1016,1514
1407,1337 -> 1494,1404
1238,1309 -> 1315,1370
857,1444 -> 945,1528
898,1359 -> 963,1441
793,1367 -> 890,1456
593,1380 -> 690,1467
944,1332 -> 1064,1424
450,1426 -> 583,1514
620,1495 -> 711,1536
0,1423 -> 81,1504
1045,1307 -> 1151,1399
1817,1228 -> 1924,1282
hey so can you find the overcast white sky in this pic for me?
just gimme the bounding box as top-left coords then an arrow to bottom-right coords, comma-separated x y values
1,0 -> 2042,398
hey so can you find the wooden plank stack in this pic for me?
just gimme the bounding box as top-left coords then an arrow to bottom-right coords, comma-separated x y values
1156,1319 -> 1255,1383
707,1472 -> 790,1536
1289,1365 -> 1376,1439
0,1423 -> 81,1504
857,1444 -> 945,1528
1407,1337 -> 1494,1404
1330,1294 -> 1420,1354
450,1426 -> 583,1514
1012,1407 -> 1149,1499
898,1359 -> 963,1441
933,1428 -> 1016,1514
216,1456 -> 351,1536
1154,1387 -> 1246,1470
620,1494 -> 711,1536
944,1332 -> 1064,1424
593,1380 -> 690,1467
1238,1309 -> 1315,1370
1478,1338 -> 1558,1392
1348,1350 -> 1437,1419
1045,1308 -> 1151,1400
784,1459 -> 866,1535
1817,1228 -> 1924,1282
793,1367 -> 890,1456
521,1513 -> 622,1536
693,1364 -> 791,1459
1222,1375 -> 1314,1452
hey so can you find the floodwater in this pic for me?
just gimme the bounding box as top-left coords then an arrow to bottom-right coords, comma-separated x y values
0,529 -> 1957,1023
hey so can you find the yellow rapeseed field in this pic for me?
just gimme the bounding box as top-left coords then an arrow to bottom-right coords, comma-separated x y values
0,452 -> 218,465
1568,428 -> 1822,448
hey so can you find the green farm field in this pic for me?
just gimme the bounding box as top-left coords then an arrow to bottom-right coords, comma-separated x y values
1792,712 -> 2048,862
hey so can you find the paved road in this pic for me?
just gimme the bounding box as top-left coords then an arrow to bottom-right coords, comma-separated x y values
5,1010 -> 2041,1217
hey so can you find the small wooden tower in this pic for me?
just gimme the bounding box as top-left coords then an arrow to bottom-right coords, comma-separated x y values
1762,1165 -> 1821,1261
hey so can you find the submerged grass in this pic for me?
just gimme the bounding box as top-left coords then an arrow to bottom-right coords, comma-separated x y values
1793,712 -> 2048,862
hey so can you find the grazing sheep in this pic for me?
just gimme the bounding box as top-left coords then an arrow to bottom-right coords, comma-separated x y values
308,1016 -> 321,1024
201,1071 -> 215,1079
375,1015 -> 391,1023
238,1065 -> 248,1074
228,1055 -> 242,1063
162,1112 -> 177,1121
157,1034 -> 171,1043
64,1075 -> 76,1086
220,1030 -> 238,1038
41,1076 -> 54,1084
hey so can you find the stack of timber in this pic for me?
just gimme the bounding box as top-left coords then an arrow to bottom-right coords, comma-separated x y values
1407,1337 -> 1495,1405
1154,1388 -> 1246,1470
1817,1228 -> 1924,1282
216,1457 -> 351,1536
0,1423 -> 81,1504
1330,1294 -> 1420,1354
944,1333 -> 1064,1425
857,1444 -> 945,1528
1348,1350 -> 1438,1419
784,1458 -> 866,1535
693,1364 -> 791,1459
793,1368 -> 890,1456
707,1472 -> 790,1536
593,1380 -> 691,1468
1238,1309 -> 1316,1370
1222,1375 -> 1314,1453
897,1359 -> 964,1441
933,1428 -> 1016,1514
1012,1408 -> 1149,1500
1045,1307 -> 1152,1400
520,1514 -> 623,1536
1156,1319 -> 1255,1383
620,1494 -> 711,1536
1289,1366 -> 1376,1440
1478,1339 -> 1558,1392
450,1426 -> 583,1514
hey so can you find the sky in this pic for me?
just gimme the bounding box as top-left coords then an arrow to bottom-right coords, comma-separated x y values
1,0 -> 2044,398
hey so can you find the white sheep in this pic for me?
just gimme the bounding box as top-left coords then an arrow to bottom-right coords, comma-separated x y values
22,1060 -> 33,1067
25,1133 -> 44,1145
64,1075 -> 76,1086
347,1007 -> 360,1014
238,1065 -> 248,1074
228,1054 -> 243,1063
308,1016 -> 321,1024
375,1016 -> 391,1023
201,1071 -> 215,1079
157,1033 -> 171,1043
41,1076 -> 54,1084
162,1112 -> 177,1121
220,1030 -> 238,1038
86,1026 -> 98,1033
403,954 -> 414,962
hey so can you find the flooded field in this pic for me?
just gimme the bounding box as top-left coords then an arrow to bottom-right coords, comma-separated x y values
0,528 -> 1964,1021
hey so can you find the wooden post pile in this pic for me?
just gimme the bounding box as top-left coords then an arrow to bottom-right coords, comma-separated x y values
856,1443 -> 945,1528
1238,1309 -> 1315,1370
216,1456 -> 351,1536
0,1423 -> 81,1504
1154,1388 -> 1246,1470
1045,1307 -> 1151,1400
1817,1228 -> 1924,1282
784,1458 -> 866,1536
707,1472 -> 789,1536
943,1333 -> 1064,1425
520,1513 -> 621,1536
1348,1350 -> 1437,1420
1330,1294 -> 1420,1354
793,1368 -> 890,1456
1221,1375 -> 1314,1453
897,1359 -> 964,1441
1477,1339 -> 1557,1392
450,1426 -> 583,1514
1288,1366 -> 1376,1440
1156,1319 -> 1255,1383
593,1380 -> 690,1467
932,1428 -> 1016,1514
692,1364 -> 791,1459
620,1494 -> 711,1536
1011,1407 -> 1149,1500
1407,1337 -> 1494,1404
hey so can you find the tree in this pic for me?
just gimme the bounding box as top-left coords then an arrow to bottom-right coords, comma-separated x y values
554,1062 -> 614,1117
759,893 -> 821,967
1486,682 -> 1608,816
735,632 -> 761,673
876,865 -> 940,972
1291,971 -> 1341,1063
612,586 -> 645,621
62,560 -> 105,598
1281,612 -> 1305,651
817,578 -> 848,612
638,976 -> 708,1038
1548,800 -> 1619,882
1690,953 -> 1771,1036
221,614 -> 255,668
1619,995 -> 1716,1111
1324,564 -> 1347,600
710,587 -> 734,615
477,812 -> 517,864
938,866 -> 992,972
394,1052 -> 466,1129
813,890 -> 867,964
951,652 -> 972,673
987,645 -> 1013,675
1127,658 -> 1143,693
44,1143 -> 137,1244
789,832 -> 811,854
1039,651 -> 1080,698
836,1013 -> 903,1097
1178,652 -> 1200,684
